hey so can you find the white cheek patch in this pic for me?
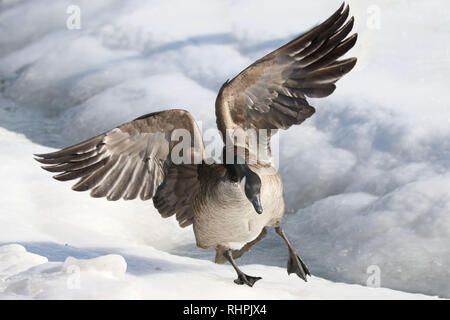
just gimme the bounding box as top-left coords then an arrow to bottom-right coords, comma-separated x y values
239,176 -> 246,194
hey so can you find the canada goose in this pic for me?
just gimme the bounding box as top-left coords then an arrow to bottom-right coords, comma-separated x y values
35,4 -> 357,287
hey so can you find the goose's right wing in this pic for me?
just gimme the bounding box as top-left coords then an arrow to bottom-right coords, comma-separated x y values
35,109 -> 204,203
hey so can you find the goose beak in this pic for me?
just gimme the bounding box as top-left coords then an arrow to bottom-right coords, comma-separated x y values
251,195 -> 263,214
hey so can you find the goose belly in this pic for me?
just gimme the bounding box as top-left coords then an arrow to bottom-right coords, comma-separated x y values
193,201 -> 269,250
193,178 -> 284,250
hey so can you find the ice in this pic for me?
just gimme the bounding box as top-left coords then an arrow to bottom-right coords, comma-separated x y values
62,255 -> 127,278
0,243 -> 439,300
0,0 -> 449,298
285,188 -> 450,296
1,247 -> 134,299
0,244 -> 48,281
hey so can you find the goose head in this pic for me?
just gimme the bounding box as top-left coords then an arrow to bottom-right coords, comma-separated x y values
224,161 -> 263,215
240,169 -> 263,214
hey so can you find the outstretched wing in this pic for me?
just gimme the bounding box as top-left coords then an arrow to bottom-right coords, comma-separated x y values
35,109 -> 204,204
215,3 -> 357,155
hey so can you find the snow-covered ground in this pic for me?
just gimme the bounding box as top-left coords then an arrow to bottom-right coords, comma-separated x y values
0,0 -> 449,299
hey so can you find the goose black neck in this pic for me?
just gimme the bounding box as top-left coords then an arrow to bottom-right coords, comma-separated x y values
225,163 -> 251,182
222,146 -> 250,182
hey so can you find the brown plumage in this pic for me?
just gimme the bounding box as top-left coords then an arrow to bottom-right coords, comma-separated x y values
35,3 -> 357,287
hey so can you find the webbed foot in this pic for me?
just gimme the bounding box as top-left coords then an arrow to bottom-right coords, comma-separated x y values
287,252 -> 311,281
234,273 -> 262,287
275,226 -> 311,281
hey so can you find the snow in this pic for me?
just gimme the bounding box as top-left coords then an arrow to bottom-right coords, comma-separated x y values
0,244 -> 48,281
0,243 -> 437,300
0,0 -> 449,299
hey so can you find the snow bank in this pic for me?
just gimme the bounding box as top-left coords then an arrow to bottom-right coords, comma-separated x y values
0,244 -> 133,299
0,244 -> 48,281
0,0 -> 449,298
0,244 -> 439,300
285,189 -> 450,297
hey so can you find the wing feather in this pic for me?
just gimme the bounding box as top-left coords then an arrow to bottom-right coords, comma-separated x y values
35,109 -> 204,209
153,163 -> 203,228
215,3 -> 357,157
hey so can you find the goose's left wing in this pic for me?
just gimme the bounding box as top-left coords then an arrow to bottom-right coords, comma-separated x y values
215,3 -> 357,154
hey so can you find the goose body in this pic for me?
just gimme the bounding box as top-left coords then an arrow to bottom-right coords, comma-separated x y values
193,165 -> 283,252
35,4 -> 357,286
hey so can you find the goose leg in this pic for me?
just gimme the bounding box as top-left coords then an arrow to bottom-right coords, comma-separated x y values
275,226 -> 311,281
224,249 -> 262,287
